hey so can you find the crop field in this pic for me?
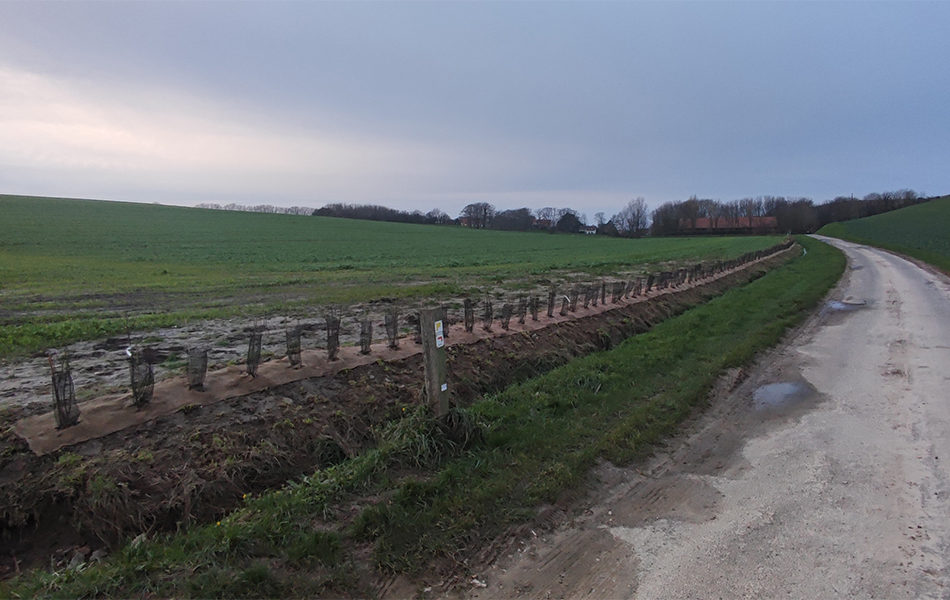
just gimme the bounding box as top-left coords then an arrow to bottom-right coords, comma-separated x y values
0,194 -> 781,358
818,195 -> 950,272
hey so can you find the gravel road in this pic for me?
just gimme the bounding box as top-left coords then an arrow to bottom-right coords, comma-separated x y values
464,236 -> 950,599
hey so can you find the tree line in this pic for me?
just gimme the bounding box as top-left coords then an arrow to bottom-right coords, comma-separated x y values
198,189 -> 930,237
650,189 -> 924,235
195,203 -> 315,216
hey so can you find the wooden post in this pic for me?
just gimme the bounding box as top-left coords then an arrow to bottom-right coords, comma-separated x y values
419,307 -> 449,417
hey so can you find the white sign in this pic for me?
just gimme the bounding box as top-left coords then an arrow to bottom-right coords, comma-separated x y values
440,383 -> 448,392
434,320 -> 445,348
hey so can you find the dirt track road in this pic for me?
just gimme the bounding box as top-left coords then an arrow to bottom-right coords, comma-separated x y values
464,236 -> 950,599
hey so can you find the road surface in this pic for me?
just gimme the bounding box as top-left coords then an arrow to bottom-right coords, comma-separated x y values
464,236 -> 950,599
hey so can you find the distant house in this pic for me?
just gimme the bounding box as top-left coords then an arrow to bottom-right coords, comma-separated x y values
678,216 -> 779,235
581,226 -> 597,235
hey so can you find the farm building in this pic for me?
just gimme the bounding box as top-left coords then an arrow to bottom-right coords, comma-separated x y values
678,216 -> 779,235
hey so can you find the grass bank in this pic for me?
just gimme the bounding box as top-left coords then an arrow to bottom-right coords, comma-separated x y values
3,237 -> 844,598
818,195 -> 950,273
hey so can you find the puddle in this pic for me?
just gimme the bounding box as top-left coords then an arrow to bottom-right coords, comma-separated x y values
826,299 -> 867,312
753,381 -> 818,410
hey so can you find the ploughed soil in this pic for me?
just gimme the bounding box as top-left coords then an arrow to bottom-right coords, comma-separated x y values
0,245 -> 795,579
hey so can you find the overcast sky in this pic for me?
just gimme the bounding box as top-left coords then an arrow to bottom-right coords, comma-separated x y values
2,1 -> 948,220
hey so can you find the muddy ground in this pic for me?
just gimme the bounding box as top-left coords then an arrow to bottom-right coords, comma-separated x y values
0,244 -> 794,580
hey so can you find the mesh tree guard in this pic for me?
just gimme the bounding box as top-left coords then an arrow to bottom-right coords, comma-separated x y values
285,327 -> 302,368
590,284 -> 598,307
440,303 -> 450,339
482,297 -> 493,331
517,295 -> 527,324
246,330 -> 263,377
530,295 -> 540,321
547,288 -> 556,318
187,347 -> 209,390
49,353 -> 79,429
385,307 -> 399,349
569,287 -> 579,312
360,319 -> 373,355
326,311 -> 341,361
613,281 -> 625,303
128,348 -> 155,407
600,281 -> 607,304
500,303 -> 513,330
583,285 -> 592,308
463,298 -> 475,333
559,295 -> 569,316
413,313 -> 423,345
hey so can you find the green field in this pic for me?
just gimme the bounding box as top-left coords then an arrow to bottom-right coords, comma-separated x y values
0,194 -> 781,357
818,195 -> 950,272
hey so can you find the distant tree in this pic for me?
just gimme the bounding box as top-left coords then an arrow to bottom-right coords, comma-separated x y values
598,220 -> 620,237
555,212 -> 584,233
493,208 -> 534,231
535,207 -> 557,228
650,201 -> 681,236
613,197 -> 650,236
459,202 -> 496,229
594,212 -> 606,226
425,208 -> 451,225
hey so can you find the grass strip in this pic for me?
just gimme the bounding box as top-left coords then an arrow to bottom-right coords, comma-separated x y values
3,236 -> 844,599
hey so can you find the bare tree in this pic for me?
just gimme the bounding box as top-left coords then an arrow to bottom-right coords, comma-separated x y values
535,207 -> 557,228
613,197 -> 650,236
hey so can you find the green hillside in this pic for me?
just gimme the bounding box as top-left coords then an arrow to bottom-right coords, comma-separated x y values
819,196 -> 950,272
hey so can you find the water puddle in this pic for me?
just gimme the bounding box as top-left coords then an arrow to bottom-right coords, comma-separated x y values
826,299 -> 867,312
753,381 -> 818,411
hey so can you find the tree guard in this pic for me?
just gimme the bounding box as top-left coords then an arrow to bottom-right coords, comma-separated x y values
500,303 -> 513,330
413,313 -> 423,345
385,307 -> 399,349
440,303 -> 450,339
360,318 -> 373,355
463,298 -> 475,333
285,327 -> 302,368
128,347 -> 155,407
49,353 -> 79,429
326,311 -> 341,361
187,347 -> 208,389
482,297 -> 493,331
246,330 -> 263,377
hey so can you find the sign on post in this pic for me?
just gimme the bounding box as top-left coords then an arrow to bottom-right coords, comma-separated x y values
420,307 -> 449,417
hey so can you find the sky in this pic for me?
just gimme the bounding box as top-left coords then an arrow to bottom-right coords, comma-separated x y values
1,1 -> 948,221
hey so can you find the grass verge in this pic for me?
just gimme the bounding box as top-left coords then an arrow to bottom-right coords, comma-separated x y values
2,236 -> 844,598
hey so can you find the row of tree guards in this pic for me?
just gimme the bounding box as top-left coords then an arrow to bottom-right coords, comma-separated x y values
47,239 -> 794,427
